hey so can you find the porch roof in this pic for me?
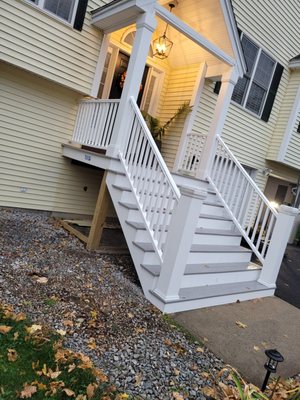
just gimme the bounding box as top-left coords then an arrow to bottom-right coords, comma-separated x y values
91,0 -> 246,76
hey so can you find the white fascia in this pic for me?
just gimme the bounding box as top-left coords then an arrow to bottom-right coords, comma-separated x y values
219,0 -> 247,77
154,3 -> 236,68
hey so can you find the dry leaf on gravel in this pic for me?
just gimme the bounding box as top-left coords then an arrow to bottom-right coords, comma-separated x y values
172,392 -> 184,400
26,324 -> 42,334
56,329 -> 66,336
253,345 -> 260,351
235,320 -> 248,329
19,384 -> 37,398
36,277 -> 48,284
86,383 -> 97,399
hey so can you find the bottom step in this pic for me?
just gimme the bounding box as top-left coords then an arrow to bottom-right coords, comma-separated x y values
150,281 -> 274,313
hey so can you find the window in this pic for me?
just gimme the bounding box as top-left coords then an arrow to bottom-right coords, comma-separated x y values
122,29 -> 154,58
24,0 -> 88,30
231,33 -> 283,122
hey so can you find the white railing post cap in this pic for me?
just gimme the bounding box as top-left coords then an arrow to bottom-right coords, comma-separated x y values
278,205 -> 299,216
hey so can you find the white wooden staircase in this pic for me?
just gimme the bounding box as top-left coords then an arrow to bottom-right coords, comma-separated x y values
106,169 -> 272,313
64,97 -> 297,313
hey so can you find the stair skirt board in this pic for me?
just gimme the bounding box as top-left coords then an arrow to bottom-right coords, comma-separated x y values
105,169 -> 268,313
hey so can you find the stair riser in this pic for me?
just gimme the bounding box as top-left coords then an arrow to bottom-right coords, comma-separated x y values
201,203 -> 227,217
182,270 -> 260,288
160,289 -> 275,313
192,234 -> 241,246
188,251 -> 252,264
197,218 -> 235,230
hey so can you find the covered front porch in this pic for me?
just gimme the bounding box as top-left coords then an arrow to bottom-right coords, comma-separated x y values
61,0 -> 298,312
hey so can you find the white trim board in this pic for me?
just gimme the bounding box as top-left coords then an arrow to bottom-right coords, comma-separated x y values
278,85 -> 300,162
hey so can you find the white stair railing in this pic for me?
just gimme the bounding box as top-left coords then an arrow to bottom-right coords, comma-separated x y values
180,133 -> 207,175
119,97 -> 180,261
72,99 -> 119,149
208,136 -> 278,264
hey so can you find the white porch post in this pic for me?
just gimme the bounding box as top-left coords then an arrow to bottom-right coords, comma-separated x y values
90,33 -> 111,98
153,185 -> 207,301
106,11 -> 157,158
173,62 -> 208,172
196,67 -> 239,180
258,205 -> 299,288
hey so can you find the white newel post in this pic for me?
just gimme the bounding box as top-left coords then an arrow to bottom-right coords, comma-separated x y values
106,11 -> 157,158
258,205 -> 299,287
196,67 -> 239,180
153,186 -> 207,301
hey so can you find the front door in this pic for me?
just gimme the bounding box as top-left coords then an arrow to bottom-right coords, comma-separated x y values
109,51 -> 149,107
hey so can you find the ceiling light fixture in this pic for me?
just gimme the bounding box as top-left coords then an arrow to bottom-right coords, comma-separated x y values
153,3 -> 175,60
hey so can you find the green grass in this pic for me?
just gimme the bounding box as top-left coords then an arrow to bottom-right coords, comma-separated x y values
0,304 -> 129,399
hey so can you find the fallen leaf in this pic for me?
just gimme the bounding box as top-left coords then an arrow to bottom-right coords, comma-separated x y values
173,368 -> 180,376
37,383 -> 47,390
7,348 -> 18,362
86,383 -> 97,399
196,346 -> 204,353
164,338 -> 172,346
90,310 -> 97,319
63,320 -> 74,327
87,338 -> 97,350
0,325 -> 12,334
63,388 -> 75,397
20,384 -> 37,398
202,387 -> 216,397
26,324 -> 42,334
14,332 -> 19,341
68,364 -> 76,373
48,370 -> 62,379
127,312 -> 134,319
76,396 -> 87,400
235,320 -> 248,329
253,345 -> 260,351
135,373 -> 143,386
172,392 -> 184,400
56,329 -> 66,336
203,337 -> 209,342
36,277 -> 48,284
134,327 -> 145,334
200,372 -> 210,378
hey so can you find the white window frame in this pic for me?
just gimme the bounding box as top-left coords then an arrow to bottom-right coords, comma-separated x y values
24,0 -> 79,25
232,33 -> 276,117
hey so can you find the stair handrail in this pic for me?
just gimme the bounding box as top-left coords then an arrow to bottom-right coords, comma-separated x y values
208,135 -> 278,264
119,97 -> 180,261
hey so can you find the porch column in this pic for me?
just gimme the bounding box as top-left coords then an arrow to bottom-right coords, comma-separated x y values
173,62 -> 208,172
153,185 -> 207,301
196,67 -> 239,180
106,11 -> 157,158
258,205 -> 299,287
90,33 -> 111,98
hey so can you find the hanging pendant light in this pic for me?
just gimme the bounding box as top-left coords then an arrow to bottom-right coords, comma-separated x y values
153,3 -> 175,60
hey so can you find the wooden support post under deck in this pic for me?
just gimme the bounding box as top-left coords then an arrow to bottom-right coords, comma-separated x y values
87,171 -> 111,250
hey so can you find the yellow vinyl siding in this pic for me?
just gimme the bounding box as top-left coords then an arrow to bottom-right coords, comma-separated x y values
160,64 -> 200,169
0,0 -> 107,94
284,110 -> 300,169
0,62 -> 102,214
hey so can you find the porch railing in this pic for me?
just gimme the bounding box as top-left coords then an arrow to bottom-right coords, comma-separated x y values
119,97 -> 180,261
208,136 -> 278,264
72,99 -> 119,149
180,132 -> 207,175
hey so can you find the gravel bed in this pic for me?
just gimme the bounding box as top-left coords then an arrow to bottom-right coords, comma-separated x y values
0,208 -> 225,399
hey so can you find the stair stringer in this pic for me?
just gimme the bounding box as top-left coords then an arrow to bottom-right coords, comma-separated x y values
105,169 -> 165,307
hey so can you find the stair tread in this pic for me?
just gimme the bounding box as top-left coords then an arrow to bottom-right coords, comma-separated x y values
195,228 -> 240,236
177,281 -> 268,302
141,262 -> 260,277
199,213 -> 231,221
112,183 -> 131,192
190,245 -> 251,253
151,281 -> 270,304
133,241 -> 155,252
126,220 -> 146,230
118,201 -> 138,210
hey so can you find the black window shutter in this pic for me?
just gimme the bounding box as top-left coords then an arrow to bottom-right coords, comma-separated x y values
73,0 -> 88,31
214,81 -> 222,95
261,63 -> 284,122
